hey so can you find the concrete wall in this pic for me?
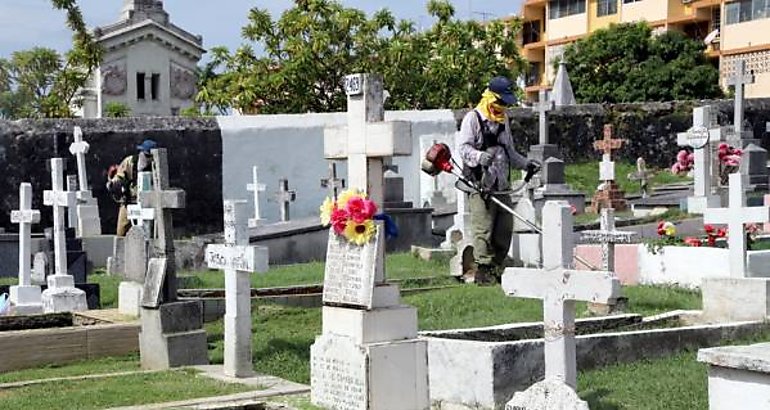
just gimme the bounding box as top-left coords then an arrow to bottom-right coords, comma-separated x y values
721,19 -> 770,52
620,0 -> 668,24
548,12 -> 588,40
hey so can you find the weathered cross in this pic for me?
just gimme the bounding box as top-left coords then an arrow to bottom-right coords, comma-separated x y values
704,173 -> 770,278
324,73 -> 412,207
593,124 -> 626,183
127,171 -> 155,230
246,166 -> 266,228
11,183 -> 41,288
727,60 -> 755,141
66,175 -> 79,230
320,162 -> 345,201
626,157 -> 654,198
68,126 -> 102,237
533,89 -> 554,145
205,200 -> 268,378
677,106 -> 713,198
502,201 -> 621,389
580,208 -> 636,271
274,178 -> 296,222
44,158 -> 78,277
69,126 -> 90,192
139,149 -> 185,303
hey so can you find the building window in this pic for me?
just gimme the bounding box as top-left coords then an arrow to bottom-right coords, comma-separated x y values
151,74 -> 160,100
136,72 -> 146,100
726,0 -> 770,25
548,0 -> 586,19
523,20 -> 542,45
622,0 -> 643,4
525,62 -> 542,87
597,0 -> 617,16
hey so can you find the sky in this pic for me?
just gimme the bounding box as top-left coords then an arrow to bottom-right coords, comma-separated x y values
0,0 -> 524,59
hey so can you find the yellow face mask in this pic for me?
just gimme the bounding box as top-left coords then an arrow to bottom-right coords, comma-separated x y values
476,89 -> 506,123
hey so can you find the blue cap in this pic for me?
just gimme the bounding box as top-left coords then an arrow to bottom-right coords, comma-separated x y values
136,139 -> 158,153
488,76 -> 517,106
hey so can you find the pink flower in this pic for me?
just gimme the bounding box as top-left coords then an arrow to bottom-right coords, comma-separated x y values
704,224 -> 715,234
346,197 -> 378,223
684,237 -> 702,247
330,208 -> 349,235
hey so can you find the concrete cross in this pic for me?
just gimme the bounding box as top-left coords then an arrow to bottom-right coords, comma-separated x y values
533,89 -> 554,145
139,148 -> 185,303
274,178 -> 296,222
502,201 -> 621,389
127,171 -> 155,230
68,126 -> 101,237
44,159 -> 78,277
320,162 -> 345,201
10,183 -> 42,313
627,157 -> 654,198
205,200 -> 268,378
727,60 -> 755,141
68,126 -> 90,192
580,208 -> 636,271
704,173 -> 770,278
593,124 -> 626,182
323,73 -> 412,207
246,166 -> 266,228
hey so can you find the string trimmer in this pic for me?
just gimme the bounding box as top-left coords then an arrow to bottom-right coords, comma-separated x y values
421,143 -> 598,271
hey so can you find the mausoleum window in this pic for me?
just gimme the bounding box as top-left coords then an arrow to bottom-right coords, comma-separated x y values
136,72 -> 146,100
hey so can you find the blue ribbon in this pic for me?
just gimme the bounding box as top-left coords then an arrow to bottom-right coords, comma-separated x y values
374,213 -> 399,240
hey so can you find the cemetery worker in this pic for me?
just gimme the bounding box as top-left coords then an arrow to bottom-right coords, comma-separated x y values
106,139 -> 157,236
458,76 -> 537,285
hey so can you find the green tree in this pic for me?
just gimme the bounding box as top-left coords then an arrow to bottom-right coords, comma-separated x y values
103,101 -> 131,118
197,0 -> 524,114
561,22 -> 722,103
0,0 -> 101,118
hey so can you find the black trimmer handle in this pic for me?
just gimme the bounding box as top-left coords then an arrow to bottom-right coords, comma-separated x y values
524,161 -> 540,183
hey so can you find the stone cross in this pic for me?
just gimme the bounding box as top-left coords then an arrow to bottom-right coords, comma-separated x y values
139,149 -> 185,303
727,60 -> 755,141
11,183 -> 40,288
580,208 -> 636,271
66,175 -> 79,230
68,126 -> 102,237
246,166 -> 266,228
274,178 -> 296,222
320,162 -> 345,201
704,173 -> 770,278
44,159 -> 78,277
205,200 -> 268,378
69,126 -> 90,192
533,89 -> 554,145
627,157 -> 653,198
593,124 -> 625,182
323,73 -> 412,207
502,201 -> 621,389
127,171 -> 155,230
677,106 -> 724,213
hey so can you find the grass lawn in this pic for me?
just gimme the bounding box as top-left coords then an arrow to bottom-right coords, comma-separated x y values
565,161 -> 690,198
0,355 -> 140,385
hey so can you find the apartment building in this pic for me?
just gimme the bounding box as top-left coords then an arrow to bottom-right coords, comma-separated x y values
518,0 -> 770,101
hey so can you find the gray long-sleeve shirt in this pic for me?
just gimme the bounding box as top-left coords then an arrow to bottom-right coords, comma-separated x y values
459,108 -> 528,191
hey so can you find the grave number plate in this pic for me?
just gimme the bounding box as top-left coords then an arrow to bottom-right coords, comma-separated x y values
344,74 -> 363,96
687,126 -> 710,149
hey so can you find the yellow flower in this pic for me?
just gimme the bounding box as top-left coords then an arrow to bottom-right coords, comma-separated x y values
319,197 -> 334,226
337,188 -> 367,210
343,219 -> 376,246
663,222 -> 676,237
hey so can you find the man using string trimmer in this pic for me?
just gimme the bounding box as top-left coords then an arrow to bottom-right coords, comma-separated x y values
457,77 -> 539,285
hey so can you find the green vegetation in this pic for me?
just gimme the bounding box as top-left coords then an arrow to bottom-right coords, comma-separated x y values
102,102 -> 130,118
562,22 -> 723,104
565,161 -> 690,199
0,355 -> 139,384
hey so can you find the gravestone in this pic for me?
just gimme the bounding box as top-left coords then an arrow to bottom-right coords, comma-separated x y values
320,162 -> 345,201
274,178 -> 296,222
627,157 -> 653,199
383,168 -> 412,209
590,124 -> 627,212
41,158 -> 88,313
9,183 -> 43,315
118,226 -> 148,316
312,73 -> 428,410
69,126 -> 102,237
205,200 -> 269,377
527,90 -> 559,189
677,106 -> 722,214
501,201 -> 620,403
702,172 -> 770,322
246,166 -> 266,228
533,157 -> 585,216
137,148 -> 208,370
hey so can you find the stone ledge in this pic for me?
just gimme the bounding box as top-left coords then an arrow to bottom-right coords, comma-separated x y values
698,342 -> 770,373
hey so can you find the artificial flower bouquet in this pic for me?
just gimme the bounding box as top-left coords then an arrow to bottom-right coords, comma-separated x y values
320,189 -> 379,246
645,220 -> 761,254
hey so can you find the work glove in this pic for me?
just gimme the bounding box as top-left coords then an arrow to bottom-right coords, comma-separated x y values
526,159 -> 541,174
478,152 -> 493,166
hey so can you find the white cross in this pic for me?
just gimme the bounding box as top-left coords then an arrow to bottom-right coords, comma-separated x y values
502,201 -> 621,389
11,183 -> 41,288
324,73 -> 412,207
43,158 -> 78,277
580,208 -> 636,271
128,171 -> 155,229
533,89 -> 554,145
66,175 -> 79,230
727,60 -> 755,141
205,200 -> 268,378
677,106 -> 718,199
320,162 -> 345,201
246,166 -> 266,227
68,126 -> 90,192
704,173 -> 770,278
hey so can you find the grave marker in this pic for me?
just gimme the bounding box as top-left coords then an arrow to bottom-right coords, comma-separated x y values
502,201 -> 620,390
9,183 -> 43,314
580,208 -> 636,271
627,157 -> 653,199
69,126 -> 102,236
205,200 -> 269,377
246,166 -> 266,228
274,178 -> 296,222
590,124 -> 627,212
727,60 -> 755,142
320,162 -> 345,201
677,106 -> 722,214
140,258 -> 167,308
533,89 -> 554,146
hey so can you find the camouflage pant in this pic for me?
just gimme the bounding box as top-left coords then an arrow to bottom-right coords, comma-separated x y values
117,204 -> 130,237
469,193 -> 513,267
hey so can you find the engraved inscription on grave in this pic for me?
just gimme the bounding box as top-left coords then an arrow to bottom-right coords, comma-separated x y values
311,337 -> 368,410
321,227 -> 381,308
